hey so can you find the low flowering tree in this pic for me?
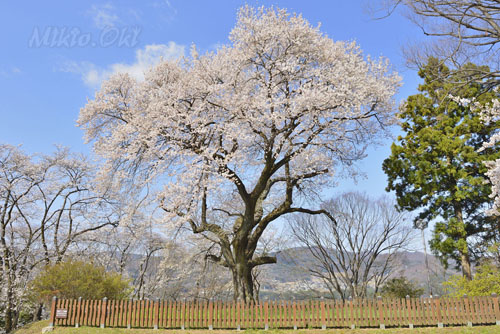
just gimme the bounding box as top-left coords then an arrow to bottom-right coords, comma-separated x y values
0,145 -> 119,332
78,6 -> 401,302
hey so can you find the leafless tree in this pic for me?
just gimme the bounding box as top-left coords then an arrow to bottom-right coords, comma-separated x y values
373,0 -> 500,86
289,192 -> 414,301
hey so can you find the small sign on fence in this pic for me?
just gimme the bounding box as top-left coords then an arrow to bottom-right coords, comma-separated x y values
55,309 -> 68,319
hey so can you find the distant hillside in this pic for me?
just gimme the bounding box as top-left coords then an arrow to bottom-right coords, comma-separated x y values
256,247 -> 458,298
115,246 -> 458,300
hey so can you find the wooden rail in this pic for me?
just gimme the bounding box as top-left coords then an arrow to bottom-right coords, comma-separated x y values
49,295 -> 500,329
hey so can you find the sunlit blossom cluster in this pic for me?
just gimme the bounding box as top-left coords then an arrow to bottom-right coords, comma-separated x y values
450,93 -> 500,214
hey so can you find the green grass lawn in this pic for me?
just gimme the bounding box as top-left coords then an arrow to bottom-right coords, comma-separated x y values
12,321 -> 500,334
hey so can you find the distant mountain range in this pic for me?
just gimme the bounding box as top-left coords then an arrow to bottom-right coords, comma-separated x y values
117,246 -> 459,300
256,247 -> 458,298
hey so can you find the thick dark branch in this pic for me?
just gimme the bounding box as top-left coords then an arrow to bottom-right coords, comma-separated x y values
213,207 -> 243,218
206,254 -> 230,268
213,154 -> 250,203
164,191 -> 232,253
286,207 -> 338,224
249,255 -> 277,268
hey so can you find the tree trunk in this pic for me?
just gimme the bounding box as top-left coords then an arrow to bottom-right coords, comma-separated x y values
1,223 -> 14,333
5,287 -> 14,333
461,252 -> 472,281
12,308 -> 20,331
5,309 -> 13,334
454,204 -> 472,280
33,303 -> 43,321
231,259 -> 254,303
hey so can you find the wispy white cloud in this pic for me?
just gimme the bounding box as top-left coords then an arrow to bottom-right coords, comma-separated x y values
88,3 -> 120,29
61,42 -> 185,88
127,8 -> 142,22
151,0 -> 176,12
150,0 -> 177,23
0,67 -> 22,78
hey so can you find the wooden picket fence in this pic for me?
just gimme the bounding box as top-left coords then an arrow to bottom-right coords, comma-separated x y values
49,295 -> 500,330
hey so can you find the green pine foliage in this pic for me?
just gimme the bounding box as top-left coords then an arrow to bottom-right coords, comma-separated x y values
383,58 -> 500,278
381,277 -> 424,298
32,260 -> 132,301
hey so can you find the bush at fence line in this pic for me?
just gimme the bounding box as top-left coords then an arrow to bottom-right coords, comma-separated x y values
444,263 -> 500,297
381,276 -> 424,298
32,260 -> 132,301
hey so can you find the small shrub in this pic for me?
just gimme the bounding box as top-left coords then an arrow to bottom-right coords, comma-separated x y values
32,260 -> 131,301
381,276 -> 424,298
443,263 -> 500,297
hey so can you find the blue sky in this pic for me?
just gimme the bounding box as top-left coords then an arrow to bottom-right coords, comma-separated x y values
0,0 -> 426,201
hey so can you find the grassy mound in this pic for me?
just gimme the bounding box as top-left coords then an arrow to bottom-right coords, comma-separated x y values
12,320 -> 49,334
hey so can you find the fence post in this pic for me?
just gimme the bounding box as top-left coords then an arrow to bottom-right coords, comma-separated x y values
492,293 -> 500,325
377,296 -> 385,329
153,299 -> 159,330
75,297 -> 82,328
435,295 -> 443,328
127,300 -> 132,329
349,297 -> 355,329
320,300 -> 326,330
293,301 -> 297,330
181,300 -> 186,330
236,302 -> 241,331
264,301 -> 269,330
208,301 -> 213,330
100,297 -> 107,328
463,294 -> 472,327
405,295 -> 413,329
49,296 -> 58,328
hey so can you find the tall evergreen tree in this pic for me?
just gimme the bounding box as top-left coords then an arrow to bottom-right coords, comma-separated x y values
383,58 -> 500,280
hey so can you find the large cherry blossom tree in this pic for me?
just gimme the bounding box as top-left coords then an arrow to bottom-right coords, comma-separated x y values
78,6 -> 401,302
